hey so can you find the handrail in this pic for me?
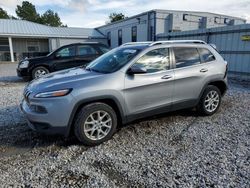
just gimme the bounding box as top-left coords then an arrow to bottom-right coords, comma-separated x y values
121,42 -> 152,46
149,40 -> 206,46
121,40 -> 207,47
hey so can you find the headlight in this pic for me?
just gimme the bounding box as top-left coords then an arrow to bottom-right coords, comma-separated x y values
34,89 -> 72,98
19,60 -> 29,68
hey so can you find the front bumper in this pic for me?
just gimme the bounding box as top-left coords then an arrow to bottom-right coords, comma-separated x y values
16,67 -> 29,78
20,95 -> 75,136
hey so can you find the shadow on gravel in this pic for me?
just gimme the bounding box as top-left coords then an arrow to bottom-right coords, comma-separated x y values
0,122 -> 80,158
0,76 -> 25,83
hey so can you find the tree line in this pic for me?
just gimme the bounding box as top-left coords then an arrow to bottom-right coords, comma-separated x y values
0,1 -> 66,27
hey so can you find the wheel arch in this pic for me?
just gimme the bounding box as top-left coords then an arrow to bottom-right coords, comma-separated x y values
28,64 -> 51,77
197,79 -> 228,106
65,96 -> 125,137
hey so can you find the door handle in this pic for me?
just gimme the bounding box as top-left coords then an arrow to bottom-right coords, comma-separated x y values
161,75 -> 172,79
200,68 -> 208,73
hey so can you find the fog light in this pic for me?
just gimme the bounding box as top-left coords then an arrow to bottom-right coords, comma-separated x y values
30,105 -> 47,113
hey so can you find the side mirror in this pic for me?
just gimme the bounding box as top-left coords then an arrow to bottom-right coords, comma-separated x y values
55,53 -> 61,59
127,65 -> 147,75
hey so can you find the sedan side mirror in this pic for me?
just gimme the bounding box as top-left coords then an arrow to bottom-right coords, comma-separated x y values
127,65 -> 147,75
55,53 -> 61,59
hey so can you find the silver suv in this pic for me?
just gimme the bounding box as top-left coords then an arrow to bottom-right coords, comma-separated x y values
21,40 -> 228,146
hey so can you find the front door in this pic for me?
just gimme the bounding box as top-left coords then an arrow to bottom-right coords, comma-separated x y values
53,45 -> 77,71
124,47 -> 174,118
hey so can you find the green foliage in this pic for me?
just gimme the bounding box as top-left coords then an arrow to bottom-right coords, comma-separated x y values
0,7 -> 10,19
109,13 -> 127,23
14,1 -> 65,27
40,10 -> 63,27
16,1 -> 40,22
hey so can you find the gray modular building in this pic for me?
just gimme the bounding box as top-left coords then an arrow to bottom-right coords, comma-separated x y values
0,19 -> 106,62
157,24 -> 250,74
97,9 -> 246,48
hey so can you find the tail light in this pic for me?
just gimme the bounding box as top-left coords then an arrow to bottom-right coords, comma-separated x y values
224,61 -> 228,78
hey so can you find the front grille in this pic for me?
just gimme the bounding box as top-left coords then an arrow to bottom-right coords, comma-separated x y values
23,88 -> 32,103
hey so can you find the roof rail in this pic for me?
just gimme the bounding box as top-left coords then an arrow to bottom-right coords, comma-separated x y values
149,40 -> 206,46
121,41 -> 152,46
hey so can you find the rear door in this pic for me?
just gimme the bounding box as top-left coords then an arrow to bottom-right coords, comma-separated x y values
53,45 -> 77,71
171,46 -> 210,107
75,44 -> 100,67
124,47 -> 174,117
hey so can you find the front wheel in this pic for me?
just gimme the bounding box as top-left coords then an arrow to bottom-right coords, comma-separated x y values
32,66 -> 49,79
197,85 -> 222,116
74,103 -> 117,146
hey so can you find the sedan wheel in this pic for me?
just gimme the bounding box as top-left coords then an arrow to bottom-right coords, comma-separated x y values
32,66 -> 49,79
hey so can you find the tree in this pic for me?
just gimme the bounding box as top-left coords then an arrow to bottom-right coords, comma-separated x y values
0,7 -> 10,19
108,13 -> 127,23
40,10 -> 64,27
16,1 -> 40,22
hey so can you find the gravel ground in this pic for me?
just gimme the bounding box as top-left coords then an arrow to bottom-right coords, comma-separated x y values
0,63 -> 249,187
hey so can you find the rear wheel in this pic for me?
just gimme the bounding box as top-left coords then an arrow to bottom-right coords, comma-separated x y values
198,85 -> 221,115
32,66 -> 49,79
74,103 -> 117,146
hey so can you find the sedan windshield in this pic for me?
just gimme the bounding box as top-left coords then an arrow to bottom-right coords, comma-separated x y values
86,47 -> 141,73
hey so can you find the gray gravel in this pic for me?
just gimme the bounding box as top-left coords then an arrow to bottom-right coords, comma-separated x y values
0,63 -> 249,187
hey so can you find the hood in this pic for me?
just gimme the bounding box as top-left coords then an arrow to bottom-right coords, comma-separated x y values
19,56 -> 48,64
27,67 -> 104,92
27,56 -> 48,61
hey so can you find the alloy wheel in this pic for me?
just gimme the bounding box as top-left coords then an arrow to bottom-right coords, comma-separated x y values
83,110 -> 112,141
204,90 -> 220,112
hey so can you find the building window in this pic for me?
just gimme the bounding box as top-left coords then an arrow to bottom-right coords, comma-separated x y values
183,14 -> 188,21
118,29 -> 122,46
27,41 -> 39,52
107,32 -> 111,47
0,39 -> 9,51
131,26 -> 137,42
214,17 -> 220,23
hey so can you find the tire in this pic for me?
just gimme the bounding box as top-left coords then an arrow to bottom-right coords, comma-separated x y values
197,85 -> 221,116
74,103 -> 117,146
32,66 -> 49,79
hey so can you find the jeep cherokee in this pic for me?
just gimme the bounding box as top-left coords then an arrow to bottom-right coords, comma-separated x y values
20,40 -> 228,146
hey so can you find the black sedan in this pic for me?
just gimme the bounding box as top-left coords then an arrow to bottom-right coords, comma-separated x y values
17,42 -> 109,80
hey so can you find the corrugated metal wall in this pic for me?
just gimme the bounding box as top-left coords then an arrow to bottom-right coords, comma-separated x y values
157,24 -> 250,74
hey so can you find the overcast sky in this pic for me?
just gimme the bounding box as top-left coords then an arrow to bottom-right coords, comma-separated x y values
0,0 -> 249,28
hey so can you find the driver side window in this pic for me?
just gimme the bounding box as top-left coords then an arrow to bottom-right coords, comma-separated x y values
133,48 -> 170,73
57,46 -> 76,57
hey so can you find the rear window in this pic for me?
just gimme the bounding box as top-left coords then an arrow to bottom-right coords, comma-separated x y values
173,47 -> 201,68
198,48 -> 216,63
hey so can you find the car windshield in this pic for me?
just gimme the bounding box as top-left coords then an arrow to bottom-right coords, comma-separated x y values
86,47 -> 141,73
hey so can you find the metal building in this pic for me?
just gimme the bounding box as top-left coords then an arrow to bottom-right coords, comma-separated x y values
97,9 -> 246,48
0,19 -> 106,62
157,24 -> 250,74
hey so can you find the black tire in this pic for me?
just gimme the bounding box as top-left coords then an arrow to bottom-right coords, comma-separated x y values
74,103 -> 117,146
197,85 -> 221,116
32,66 -> 49,79
22,77 -> 32,82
